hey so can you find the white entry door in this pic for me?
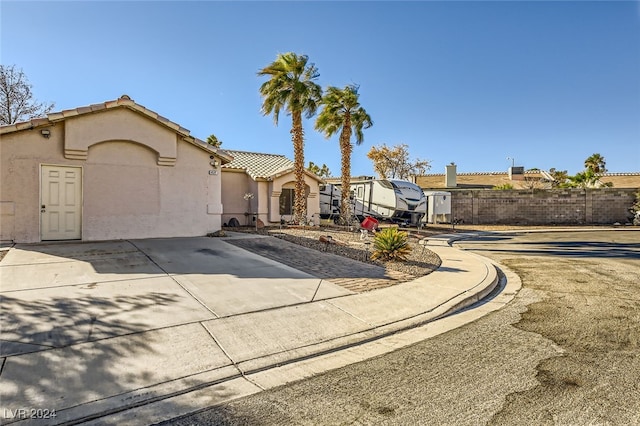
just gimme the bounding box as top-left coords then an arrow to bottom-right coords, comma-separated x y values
41,165 -> 82,240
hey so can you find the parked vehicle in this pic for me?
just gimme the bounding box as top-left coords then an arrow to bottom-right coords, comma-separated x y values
319,183 -> 367,224
322,177 -> 427,225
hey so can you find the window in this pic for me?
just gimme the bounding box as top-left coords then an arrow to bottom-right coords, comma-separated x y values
279,186 -> 309,215
279,189 -> 294,215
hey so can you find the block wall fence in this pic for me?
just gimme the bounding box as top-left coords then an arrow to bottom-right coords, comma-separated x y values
448,188 -> 638,225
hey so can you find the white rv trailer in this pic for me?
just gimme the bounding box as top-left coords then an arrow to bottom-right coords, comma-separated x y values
319,183 -> 370,222
319,183 -> 343,220
346,178 -> 427,225
352,178 -> 427,225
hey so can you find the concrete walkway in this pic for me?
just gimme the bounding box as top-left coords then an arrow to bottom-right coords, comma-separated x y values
0,232 -> 508,425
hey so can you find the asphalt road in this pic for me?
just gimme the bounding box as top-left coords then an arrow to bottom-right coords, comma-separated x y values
161,230 -> 640,426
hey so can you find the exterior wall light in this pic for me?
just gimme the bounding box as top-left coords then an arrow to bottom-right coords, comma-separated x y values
41,129 -> 51,138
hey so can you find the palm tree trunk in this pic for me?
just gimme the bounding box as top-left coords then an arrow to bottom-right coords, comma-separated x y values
340,114 -> 353,224
291,112 -> 306,224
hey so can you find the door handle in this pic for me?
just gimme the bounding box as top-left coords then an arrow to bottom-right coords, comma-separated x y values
41,205 -> 46,213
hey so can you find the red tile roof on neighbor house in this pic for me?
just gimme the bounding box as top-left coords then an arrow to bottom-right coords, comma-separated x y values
0,95 -> 234,163
416,171 -> 640,189
221,150 -> 324,182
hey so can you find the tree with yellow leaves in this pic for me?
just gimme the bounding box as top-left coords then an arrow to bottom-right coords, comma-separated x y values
367,143 -> 430,179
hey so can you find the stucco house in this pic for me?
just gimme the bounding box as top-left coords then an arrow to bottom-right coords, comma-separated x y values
220,150 -> 323,226
0,95 -> 232,243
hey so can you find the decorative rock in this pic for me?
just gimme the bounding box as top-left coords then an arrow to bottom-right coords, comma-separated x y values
274,228 -> 441,277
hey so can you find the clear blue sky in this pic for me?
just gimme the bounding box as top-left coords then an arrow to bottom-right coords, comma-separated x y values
2,1 -> 639,176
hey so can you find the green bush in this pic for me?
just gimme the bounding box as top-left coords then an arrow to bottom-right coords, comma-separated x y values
371,227 -> 411,261
632,190 -> 640,225
492,183 -> 514,190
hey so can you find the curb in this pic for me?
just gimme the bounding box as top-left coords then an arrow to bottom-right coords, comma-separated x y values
7,236 -> 504,426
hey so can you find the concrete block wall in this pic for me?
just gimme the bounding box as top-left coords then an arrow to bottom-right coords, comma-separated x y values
449,188 -> 638,225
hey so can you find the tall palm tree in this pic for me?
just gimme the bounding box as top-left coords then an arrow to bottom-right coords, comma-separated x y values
315,85 -> 373,224
584,153 -> 607,174
258,53 -> 322,223
206,134 -> 222,147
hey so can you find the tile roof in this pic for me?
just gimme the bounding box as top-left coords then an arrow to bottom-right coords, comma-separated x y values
597,173 -> 640,188
416,171 -> 640,189
222,150 -> 294,180
416,171 -> 548,189
0,95 -> 233,163
221,150 -> 324,182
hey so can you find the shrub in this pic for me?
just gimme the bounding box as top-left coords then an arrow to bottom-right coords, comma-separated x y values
632,190 -> 640,212
631,190 -> 640,225
371,227 -> 411,261
492,183 -> 514,190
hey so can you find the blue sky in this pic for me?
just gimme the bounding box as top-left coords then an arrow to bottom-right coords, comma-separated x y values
2,1 -> 639,176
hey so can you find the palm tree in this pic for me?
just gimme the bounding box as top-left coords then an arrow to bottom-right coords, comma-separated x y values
258,53 -> 322,223
549,168 -> 569,188
206,134 -> 222,147
584,153 -> 607,174
315,85 -> 373,224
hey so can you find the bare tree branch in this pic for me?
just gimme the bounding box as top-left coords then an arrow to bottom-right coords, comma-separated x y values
0,65 -> 54,125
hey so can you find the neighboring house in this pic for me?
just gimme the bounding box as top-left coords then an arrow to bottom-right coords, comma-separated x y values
415,164 -> 554,190
415,164 -> 640,190
220,150 -> 323,226
0,95 -> 232,243
596,173 -> 640,188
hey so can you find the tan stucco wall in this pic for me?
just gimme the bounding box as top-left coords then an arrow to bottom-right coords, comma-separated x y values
82,140 -> 220,240
1,126 -> 74,242
65,109 -> 177,165
221,170 -> 252,226
255,180 -> 269,225
269,174 -> 320,223
221,170 -> 321,226
0,108 -> 222,242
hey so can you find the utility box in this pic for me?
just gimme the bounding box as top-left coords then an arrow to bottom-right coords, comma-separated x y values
423,191 -> 452,224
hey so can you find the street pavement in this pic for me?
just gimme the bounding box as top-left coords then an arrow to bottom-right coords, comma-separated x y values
0,232 -> 502,425
161,228 -> 640,426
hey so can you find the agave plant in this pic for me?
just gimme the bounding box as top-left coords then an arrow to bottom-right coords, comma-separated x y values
371,227 -> 411,261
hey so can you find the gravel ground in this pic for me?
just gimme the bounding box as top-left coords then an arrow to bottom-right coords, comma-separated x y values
227,226 -> 442,279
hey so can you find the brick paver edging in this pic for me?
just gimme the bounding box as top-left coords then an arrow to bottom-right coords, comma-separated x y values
226,236 -> 414,293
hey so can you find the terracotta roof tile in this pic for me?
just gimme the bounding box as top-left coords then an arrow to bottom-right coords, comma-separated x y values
0,96 -> 233,164
222,150 -> 294,180
416,171 -> 640,189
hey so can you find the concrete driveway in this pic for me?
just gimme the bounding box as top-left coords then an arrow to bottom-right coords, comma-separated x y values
0,232 -> 498,425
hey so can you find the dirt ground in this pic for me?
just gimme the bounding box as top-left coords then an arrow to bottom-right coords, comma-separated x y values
457,231 -> 640,425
